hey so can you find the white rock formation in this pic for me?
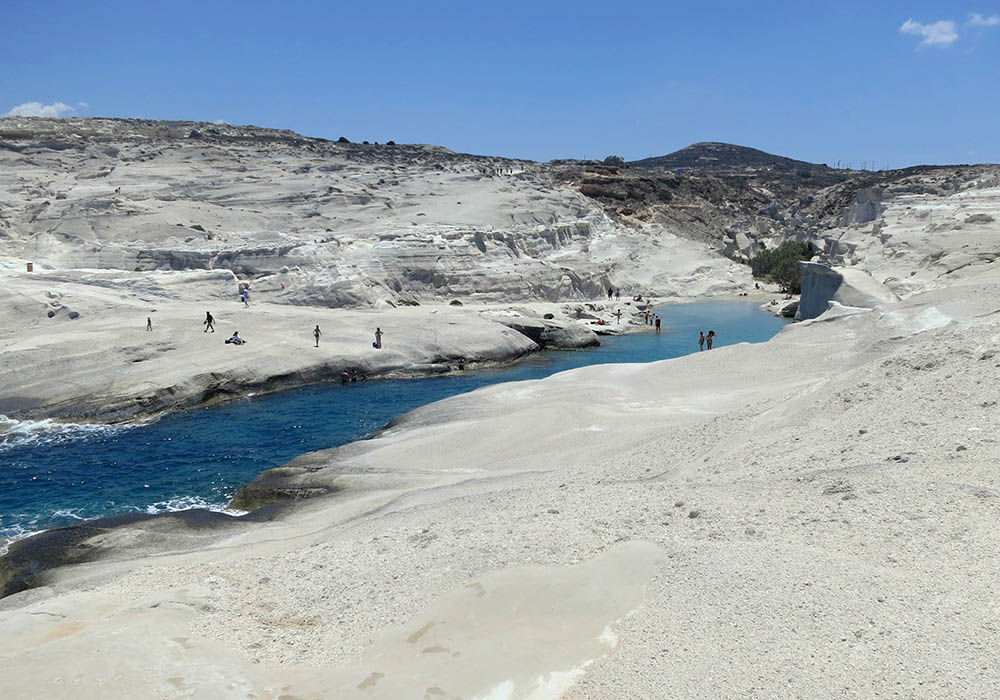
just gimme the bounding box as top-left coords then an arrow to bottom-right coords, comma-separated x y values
3,119 -> 1000,697
796,262 -> 897,320
0,118 -> 750,309
3,261 -> 1000,697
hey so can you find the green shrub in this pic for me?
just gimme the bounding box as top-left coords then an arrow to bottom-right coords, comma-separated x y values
603,155 -> 625,166
750,240 -> 815,293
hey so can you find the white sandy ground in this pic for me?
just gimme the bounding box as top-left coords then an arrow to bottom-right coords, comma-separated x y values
1,261 -> 999,697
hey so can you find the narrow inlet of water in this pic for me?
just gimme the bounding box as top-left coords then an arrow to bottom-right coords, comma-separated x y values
0,302 -> 788,543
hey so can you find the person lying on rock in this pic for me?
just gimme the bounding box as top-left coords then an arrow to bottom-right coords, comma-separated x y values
225,331 -> 246,345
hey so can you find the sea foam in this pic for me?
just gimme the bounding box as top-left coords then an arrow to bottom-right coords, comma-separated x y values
1,499 -> 245,556
0,414 -> 137,450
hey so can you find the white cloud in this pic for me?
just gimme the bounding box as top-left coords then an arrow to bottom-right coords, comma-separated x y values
3,101 -> 77,117
968,12 -> 1000,26
900,18 -> 959,48
212,119 -> 227,125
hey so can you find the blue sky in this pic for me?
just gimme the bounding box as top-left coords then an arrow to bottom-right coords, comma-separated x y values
2,1 -> 998,167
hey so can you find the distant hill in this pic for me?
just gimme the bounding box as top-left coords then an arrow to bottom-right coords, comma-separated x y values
629,142 -> 838,177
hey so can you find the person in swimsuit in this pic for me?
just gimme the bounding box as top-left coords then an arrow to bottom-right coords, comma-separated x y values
313,325 -> 322,347
698,331 -> 705,351
706,330 -> 715,350
204,311 -> 215,333
374,327 -> 383,349
146,317 -> 152,332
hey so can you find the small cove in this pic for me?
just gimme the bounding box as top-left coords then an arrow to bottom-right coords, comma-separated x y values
0,301 -> 788,545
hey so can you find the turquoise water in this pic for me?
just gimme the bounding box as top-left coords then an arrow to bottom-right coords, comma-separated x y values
0,302 -> 787,543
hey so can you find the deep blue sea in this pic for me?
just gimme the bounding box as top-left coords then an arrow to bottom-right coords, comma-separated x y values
0,302 -> 788,546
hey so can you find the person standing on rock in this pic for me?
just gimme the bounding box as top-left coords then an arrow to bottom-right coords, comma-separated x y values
204,311 -> 215,333
146,316 -> 152,332
615,309 -> 622,324
241,288 -> 250,308
698,331 -> 705,351
706,330 -> 715,350
615,289 -> 620,301
313,325 -> 322,347
607,287 -> 613,301
374,327 -> 383,349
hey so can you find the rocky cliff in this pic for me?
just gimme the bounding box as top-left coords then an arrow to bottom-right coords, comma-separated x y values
3,118 -> 997,309
0,118 -> 747,307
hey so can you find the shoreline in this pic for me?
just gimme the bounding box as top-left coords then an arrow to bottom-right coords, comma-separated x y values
0,294 -> 754,428
0,297 -> 783,595
0,300 -> 559,426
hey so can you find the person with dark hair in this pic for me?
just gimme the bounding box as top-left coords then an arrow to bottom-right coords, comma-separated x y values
698,331 -> 705,351
204,311 -> 215,333
373,327 -> 383,349
146,317 -> 152,332
706,330 -> 715,350
313,325 -> 322,347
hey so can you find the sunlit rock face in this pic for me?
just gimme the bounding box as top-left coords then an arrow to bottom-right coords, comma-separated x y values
0,118 -> 753,306
796,262 -> 897,320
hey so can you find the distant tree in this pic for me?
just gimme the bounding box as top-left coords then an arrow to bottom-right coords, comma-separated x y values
386,140 -> 396,145
337,136 -> 350,143
749,240 -> 815,293
603,155 -> 625,166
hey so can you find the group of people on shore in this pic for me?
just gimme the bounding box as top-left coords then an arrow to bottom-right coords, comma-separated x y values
642,311 -> 661,332
159,288 -> 718,369
187,305 -> 385,351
